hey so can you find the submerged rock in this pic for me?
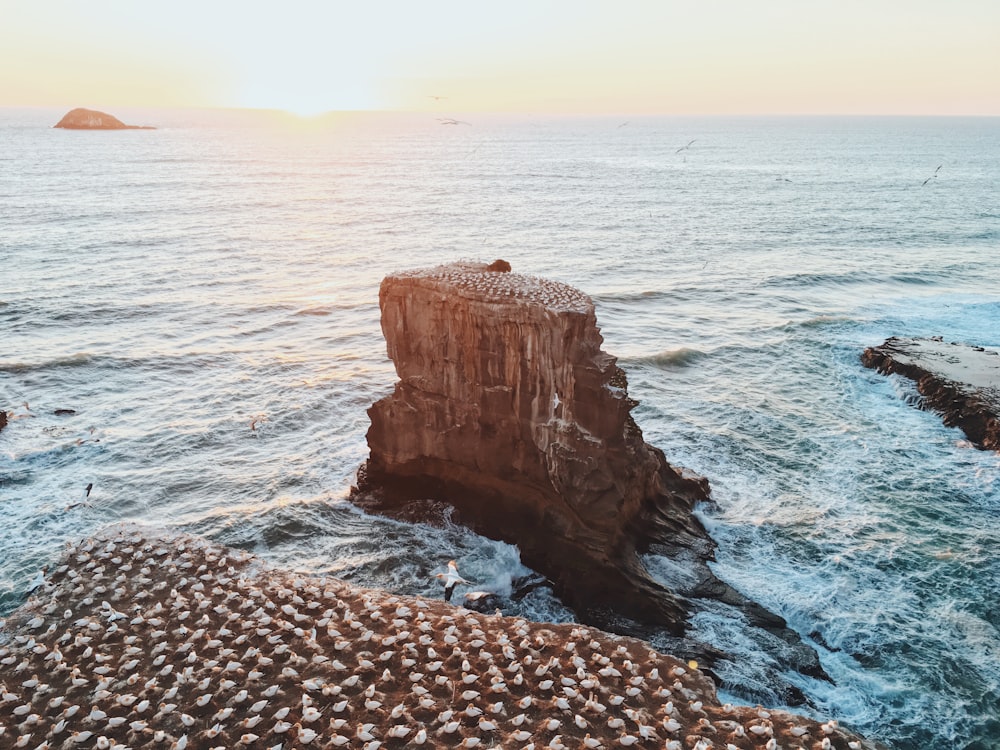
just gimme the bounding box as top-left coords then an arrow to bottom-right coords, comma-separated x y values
862,336 -> 1000,451
352,262 -> 826,688
53,107 -> 155,130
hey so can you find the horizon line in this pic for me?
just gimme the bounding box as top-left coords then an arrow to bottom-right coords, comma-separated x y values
4,104 -> 1000,119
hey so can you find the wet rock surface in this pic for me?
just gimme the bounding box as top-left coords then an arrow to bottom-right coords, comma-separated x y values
862,336 -> 1000,451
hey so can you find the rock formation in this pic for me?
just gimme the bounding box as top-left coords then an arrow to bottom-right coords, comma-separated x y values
0,409 -> 6,433
863,336 -> 1000,451
53,107 -> 155,130
352,262 -> 828,692
354,261 -> 709,630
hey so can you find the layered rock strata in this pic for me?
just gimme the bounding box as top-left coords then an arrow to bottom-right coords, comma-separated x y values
862,336 -> 1000,451
0,525 -> 873,749
54,107 -> 155,130
352,262 -> 827,694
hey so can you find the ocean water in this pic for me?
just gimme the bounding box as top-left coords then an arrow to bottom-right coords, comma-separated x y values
1,107 -> 999,749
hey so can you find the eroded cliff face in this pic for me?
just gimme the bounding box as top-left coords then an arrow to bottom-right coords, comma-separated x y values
354,263 -> 717,633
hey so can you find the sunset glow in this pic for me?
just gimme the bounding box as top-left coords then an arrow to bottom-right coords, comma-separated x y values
2,0 -> 998,115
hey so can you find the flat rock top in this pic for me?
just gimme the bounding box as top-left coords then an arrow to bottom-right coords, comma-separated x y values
870,337 -> 1000,403
389,262 -> 593,313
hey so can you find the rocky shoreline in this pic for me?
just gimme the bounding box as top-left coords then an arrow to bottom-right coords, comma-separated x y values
351,262 -> 826,697
862,337 -> 1000,451
0,526 -> 874,749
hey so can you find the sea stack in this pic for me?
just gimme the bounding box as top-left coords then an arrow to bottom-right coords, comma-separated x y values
53,107 -> 155,130
356,265 -> 736,624
863,336 -> 1000,450
354,261 -> 711,630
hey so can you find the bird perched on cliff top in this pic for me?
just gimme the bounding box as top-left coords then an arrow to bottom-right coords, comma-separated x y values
434,560 -> 471,603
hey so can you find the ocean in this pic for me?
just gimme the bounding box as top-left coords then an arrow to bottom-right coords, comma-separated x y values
1,107 -> 998,749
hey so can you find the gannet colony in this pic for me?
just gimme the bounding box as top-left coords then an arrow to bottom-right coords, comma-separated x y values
0,526 -> 870,750
395,263 -> 593,313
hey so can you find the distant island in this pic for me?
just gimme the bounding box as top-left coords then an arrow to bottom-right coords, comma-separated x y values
53,107 -> 155,130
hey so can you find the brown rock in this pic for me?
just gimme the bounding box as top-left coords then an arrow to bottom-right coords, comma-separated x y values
0,409 -> 6,433
53,107 -> 155,130
486,258 -> 512,272
352,261 -> 829,696
862,336 -> 1000,450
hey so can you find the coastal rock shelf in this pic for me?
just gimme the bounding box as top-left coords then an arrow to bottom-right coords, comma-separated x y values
53,108 -> 155,130
352,262 -> 826,690
862,336 -> 1000,451
0,526 -> 871,750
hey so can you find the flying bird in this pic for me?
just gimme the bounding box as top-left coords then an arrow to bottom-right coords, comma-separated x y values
922,164 -> 942,186
65,483 -> 93,511
437,118 -> 471,126
676,139 -> 696,154
435,560 -> 471,602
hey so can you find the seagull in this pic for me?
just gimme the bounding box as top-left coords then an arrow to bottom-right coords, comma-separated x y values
675,139 -> 696,154
427,95 -> 448,101
617,121 -> 629,128
434,560 -> 471,602
437,118 -> 471,126
922,164 -> 942,186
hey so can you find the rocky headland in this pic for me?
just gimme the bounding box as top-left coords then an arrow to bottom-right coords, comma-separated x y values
53,108 -> 155,130
352,262 -> 826,692
862,336 -> 1000,451
0,525 -> 873,749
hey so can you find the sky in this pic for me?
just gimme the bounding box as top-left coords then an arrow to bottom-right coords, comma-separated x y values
2,0 -> 998,115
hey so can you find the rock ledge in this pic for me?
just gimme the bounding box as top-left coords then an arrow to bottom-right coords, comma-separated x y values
862,336 -> 1000,450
